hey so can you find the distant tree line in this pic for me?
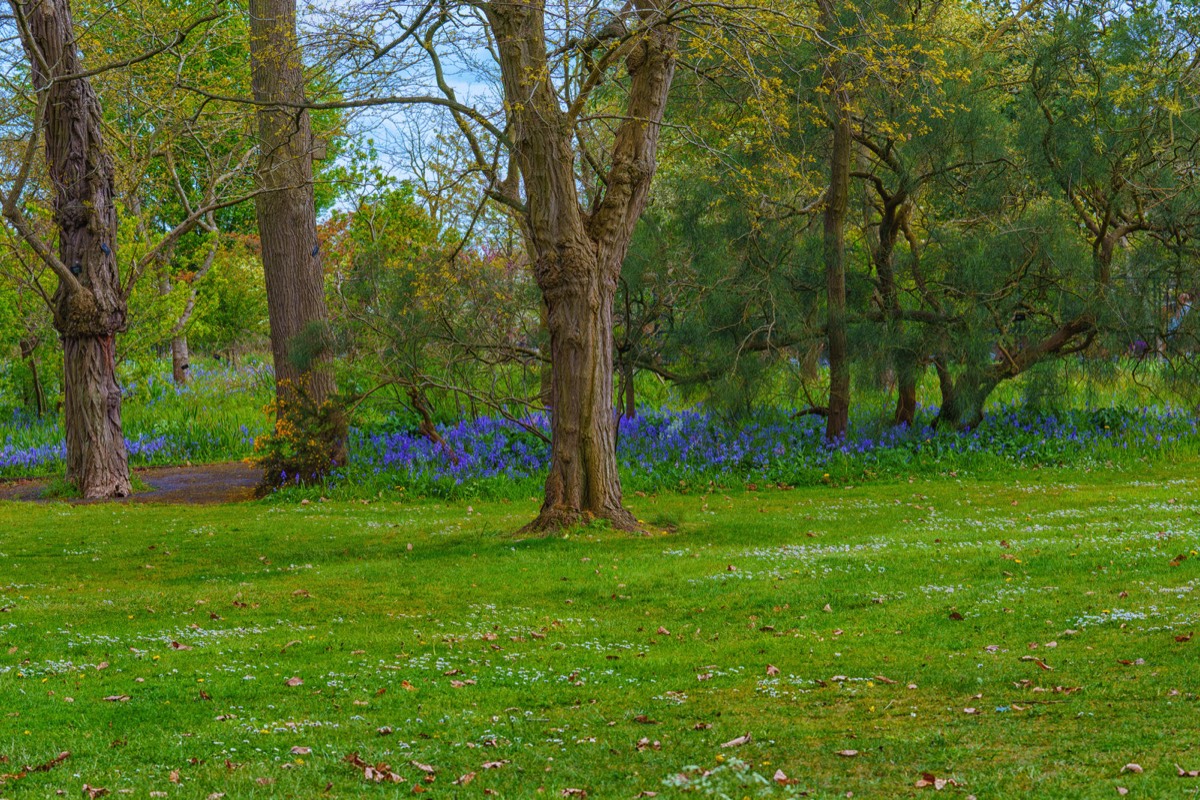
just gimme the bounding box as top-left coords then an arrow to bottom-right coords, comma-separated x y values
1,0 -> 1198,531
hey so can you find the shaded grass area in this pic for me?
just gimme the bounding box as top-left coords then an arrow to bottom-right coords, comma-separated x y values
1,466 -> 1200,797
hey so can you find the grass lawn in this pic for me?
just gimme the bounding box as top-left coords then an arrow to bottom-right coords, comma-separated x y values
1,464 -> 1199,798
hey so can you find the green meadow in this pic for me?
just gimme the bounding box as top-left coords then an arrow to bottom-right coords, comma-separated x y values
2,464 -> 1199,798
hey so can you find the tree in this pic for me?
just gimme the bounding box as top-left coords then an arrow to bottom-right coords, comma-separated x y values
0,0 -> 261,496
249,0 -> 343,471
483,1 -> 680,530
4,0 -> 133,496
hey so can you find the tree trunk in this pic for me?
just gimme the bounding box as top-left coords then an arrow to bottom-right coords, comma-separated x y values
530,260 -> 636,532
894,353 -> 919,427
872,200 -> 919,426
621,359 -> 636,419
249,0 -> 344,477
538,299 -> 553,410
63,334 -> 131,495
19,337 -> 46,417
249,0 -> 336,406
171,336 -> 190,385
820,0 -> 852,443
935,370 -> 995,431
11,0 -> 131,497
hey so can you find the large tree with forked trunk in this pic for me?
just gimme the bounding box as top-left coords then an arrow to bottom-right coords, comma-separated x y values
483,0 -> 680,531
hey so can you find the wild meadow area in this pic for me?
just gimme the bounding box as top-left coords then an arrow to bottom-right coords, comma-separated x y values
7,0 -> 1200,797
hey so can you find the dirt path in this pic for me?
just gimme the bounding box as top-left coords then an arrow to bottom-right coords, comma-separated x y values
0,462 -> 261,504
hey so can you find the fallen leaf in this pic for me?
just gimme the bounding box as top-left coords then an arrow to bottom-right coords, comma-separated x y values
721,733 -> 751,748
915,772 -> 962,790
284,677 -> 303,687
774,769 -> 799,786
453,772 -> 476,785
1178,765 -> 1200,778
836,750 -> 859,758
344,753 -> 404,784
766,665 -> 780,677
102,695 -> 130,703
83,787 -> 109,799
290,747 -> 311,756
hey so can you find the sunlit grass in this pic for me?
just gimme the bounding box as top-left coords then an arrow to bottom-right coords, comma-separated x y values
1,464 -> 1199,797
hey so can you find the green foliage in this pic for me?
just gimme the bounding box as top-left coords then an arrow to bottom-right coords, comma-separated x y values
254,381 -> 349,491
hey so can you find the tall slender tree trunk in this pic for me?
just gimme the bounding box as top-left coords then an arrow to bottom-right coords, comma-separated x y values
249,0 -> 335,405
621,359 -> 637,419
249,0 -> 344,475
894,355 -> 919,427
158,272 -> 191,385
19,337 -> 46,417
873,200 -> 919,426
10,0 -> 131,497
820,0 -> 852,443
486,0 -> 677,532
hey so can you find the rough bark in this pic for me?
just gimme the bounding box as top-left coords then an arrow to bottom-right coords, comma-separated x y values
485,0 -> 678,532
9,0 -> 131,497
820,0 -> 852,443
249,0 -> 336,405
